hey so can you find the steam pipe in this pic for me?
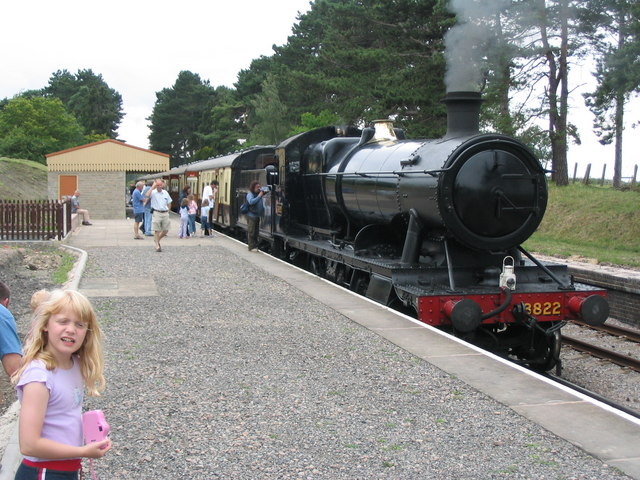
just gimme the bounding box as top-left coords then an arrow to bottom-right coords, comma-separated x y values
400,209 -> 423,265
444,239 -> 456,291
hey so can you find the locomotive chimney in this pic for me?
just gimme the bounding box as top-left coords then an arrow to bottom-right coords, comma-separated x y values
443,91 -> 482,138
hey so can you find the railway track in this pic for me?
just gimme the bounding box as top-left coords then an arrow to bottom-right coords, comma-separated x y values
544,372 -> 640,420
571,320 -> 640,343
562,320 -> 640,372
548,321 -> 640,419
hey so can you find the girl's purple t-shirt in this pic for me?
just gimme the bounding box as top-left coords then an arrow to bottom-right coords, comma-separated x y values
17,357 -> 84,461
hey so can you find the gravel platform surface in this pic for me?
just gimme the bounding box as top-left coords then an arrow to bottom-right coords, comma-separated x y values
69,245 -> 631,479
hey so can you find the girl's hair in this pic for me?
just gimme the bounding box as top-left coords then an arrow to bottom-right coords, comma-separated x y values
202,199 -> 209,207
181,198 -> 189,207
249,181 -> 259,193
187,194 -> 194,201
13,289 -> 105,397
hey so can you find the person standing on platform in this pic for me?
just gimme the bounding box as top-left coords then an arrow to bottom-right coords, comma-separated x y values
208,181 -> 219,228
187,194 -> 198,237
142,180 -> 154,236
146,179 -> 172,252
178,186 -> 191,215
200,199 -> 210,237
132,181 -> 146,240
70,191 -> 92,226
245,181 -> 265,251
0,281 -> 22,378
178,198 -> 189,239
202,180 -> 218,230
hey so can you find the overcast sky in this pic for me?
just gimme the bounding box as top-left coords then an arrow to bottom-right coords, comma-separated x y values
1,0 -> 312,147
1,0 -> 638,178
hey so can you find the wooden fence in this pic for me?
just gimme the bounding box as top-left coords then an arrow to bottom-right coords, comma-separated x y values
0,199 -> 72,241
573,163 -> 638,187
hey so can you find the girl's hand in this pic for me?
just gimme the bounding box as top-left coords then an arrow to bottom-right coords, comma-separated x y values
83,438 -> 112,458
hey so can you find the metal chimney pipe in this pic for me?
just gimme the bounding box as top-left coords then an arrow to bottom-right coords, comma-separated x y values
443,91 -> 482,138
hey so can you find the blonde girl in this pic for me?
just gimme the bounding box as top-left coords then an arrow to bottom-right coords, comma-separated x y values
12,289 -> 110,480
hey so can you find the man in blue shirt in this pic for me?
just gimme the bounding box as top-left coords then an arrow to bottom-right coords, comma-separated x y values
132,181 -> 146,240
0,281 -> 22,377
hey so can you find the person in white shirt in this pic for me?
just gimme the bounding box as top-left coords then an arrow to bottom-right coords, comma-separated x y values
145,179 -> 172,252
202,181 -> 213,210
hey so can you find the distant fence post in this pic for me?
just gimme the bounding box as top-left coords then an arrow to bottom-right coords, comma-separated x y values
633,165 -> 638,188
582,163 -> 592,185
572,162 -> 578,183
600,164 -> 606,186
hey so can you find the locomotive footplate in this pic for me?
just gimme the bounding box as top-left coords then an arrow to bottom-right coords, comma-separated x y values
278,234 -> 608,330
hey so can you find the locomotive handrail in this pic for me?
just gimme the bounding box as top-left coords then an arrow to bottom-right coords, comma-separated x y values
302,168 -> 450,178
517,246 -> 572,290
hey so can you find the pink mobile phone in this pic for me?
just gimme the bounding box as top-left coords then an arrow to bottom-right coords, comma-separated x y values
82,410 -> 110,445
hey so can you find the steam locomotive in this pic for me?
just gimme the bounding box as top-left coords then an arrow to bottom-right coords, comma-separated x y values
146,91 -> 609,371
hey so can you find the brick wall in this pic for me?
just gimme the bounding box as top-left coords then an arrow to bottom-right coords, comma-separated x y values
48,171 -> 126,219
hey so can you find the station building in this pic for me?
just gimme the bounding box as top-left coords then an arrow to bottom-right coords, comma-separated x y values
46,139 -> 169,219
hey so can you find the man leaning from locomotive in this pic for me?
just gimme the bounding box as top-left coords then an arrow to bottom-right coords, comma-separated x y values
145,179 -> 172,252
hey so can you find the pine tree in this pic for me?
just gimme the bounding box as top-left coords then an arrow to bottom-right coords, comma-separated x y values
148,71 -> 216,166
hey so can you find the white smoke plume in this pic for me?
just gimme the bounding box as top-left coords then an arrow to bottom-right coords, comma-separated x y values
444,0 -> 511,92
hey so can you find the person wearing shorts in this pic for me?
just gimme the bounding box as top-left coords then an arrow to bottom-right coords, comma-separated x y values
145,179 -> 172,252
132,181 -> 146,239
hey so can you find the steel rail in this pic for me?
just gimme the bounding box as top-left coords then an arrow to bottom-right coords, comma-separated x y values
543,373 -> 640,420
562,335 -> 640,372
570,320 -> 640,344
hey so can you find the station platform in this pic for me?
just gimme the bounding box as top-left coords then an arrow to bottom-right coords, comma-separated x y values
2,217 -> 639,479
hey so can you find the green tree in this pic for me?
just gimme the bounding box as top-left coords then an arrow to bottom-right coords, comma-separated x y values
148,71 -> 216,167
468,0 -> 591,185
0,96 -> 84,164
247,74 -> 291,145
583,0 -> 640,188
195,86 -> 250,158
288,110 -> 342,136
515,0 -> 592,185
45,69 -> 124,138
450,1 -> 560,161
234,0 -> 452,138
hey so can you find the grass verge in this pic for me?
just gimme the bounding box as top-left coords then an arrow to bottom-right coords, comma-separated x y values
523,182 -> 639,268
52,250 -> 76,284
